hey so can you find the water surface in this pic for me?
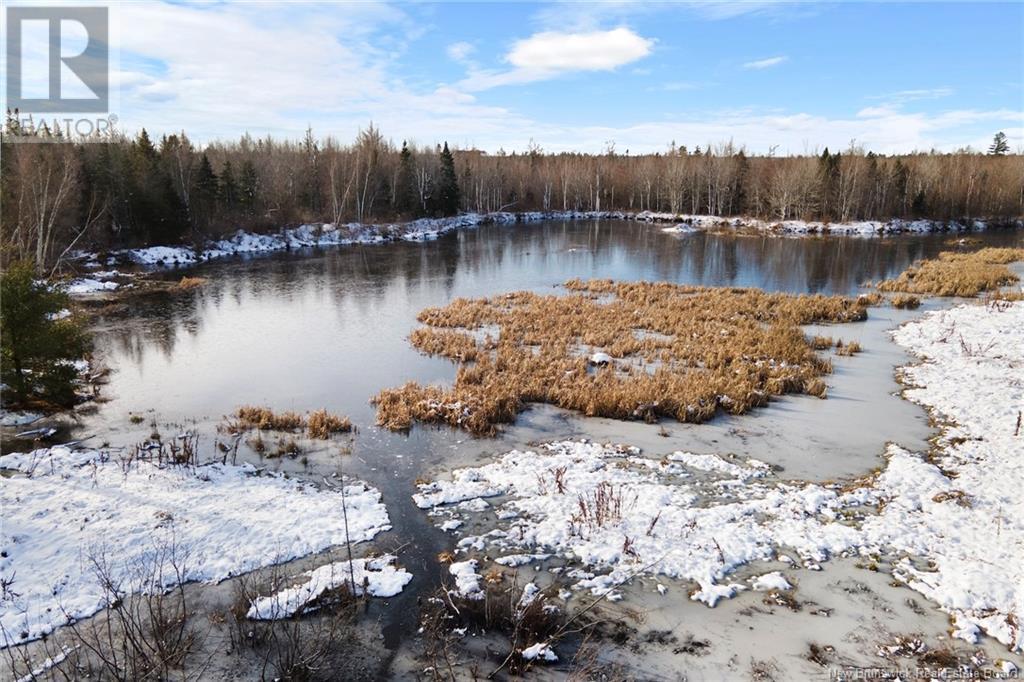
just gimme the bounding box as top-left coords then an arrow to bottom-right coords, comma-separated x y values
78,219 -> 1023,647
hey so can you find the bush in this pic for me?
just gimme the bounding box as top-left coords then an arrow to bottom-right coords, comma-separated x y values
0,262 -> 89,406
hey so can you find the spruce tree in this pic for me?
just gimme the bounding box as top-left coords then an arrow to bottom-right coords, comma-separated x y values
395,141 -> 416,215
239,160 -> 259,216
1,263 -> 89,406
220,160 -> 238,210
193,153 -> 219,229
988,131 -> 1009,155
438,142 -> 460,216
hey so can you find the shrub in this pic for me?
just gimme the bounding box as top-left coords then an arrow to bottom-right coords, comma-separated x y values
0,261 -> 90,406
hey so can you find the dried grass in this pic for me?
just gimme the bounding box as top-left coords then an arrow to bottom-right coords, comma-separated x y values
176,276 -> 207,290
233,406 -> 304,432
306,409 -> 352,439
835,340 -> 861,356
890,293 -> 921,309
878,247 -> 1024,297
373,280 -> 868,435
226,406 -> 351,440
810,335 -> 834,350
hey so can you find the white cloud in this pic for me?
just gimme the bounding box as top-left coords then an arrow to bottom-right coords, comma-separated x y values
507,27 -> 652,71
459,27 -> 653,91
446,41 -> 474,62
742,56 -> 788,70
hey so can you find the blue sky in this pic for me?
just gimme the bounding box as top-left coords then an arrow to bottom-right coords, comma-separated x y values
21,1 -> 1024,153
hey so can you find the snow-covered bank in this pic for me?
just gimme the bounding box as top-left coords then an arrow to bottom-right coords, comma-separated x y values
867,301 -> 1024,651
414,301 -> 1024,651
652,213 -> 1024,236
0,446 -> 394,644
73,211 -> 1022,271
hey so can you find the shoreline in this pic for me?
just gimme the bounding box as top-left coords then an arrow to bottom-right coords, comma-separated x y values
64,211 -> 1024,288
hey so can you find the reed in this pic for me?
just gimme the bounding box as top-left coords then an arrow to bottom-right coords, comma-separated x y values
878,247 -> 1024,297
373,280 -> 868,435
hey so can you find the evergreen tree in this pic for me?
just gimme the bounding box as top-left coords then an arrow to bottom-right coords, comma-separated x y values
1,262 -> 90,406
437,142 -> 460,216
395,141 -> 416,214
192,153 -> 219,229
818,148 -> 841,219
988,131 -> 1009,155
220,160 -> 238,210
732,150 -> 749,214
129,129 -> 188,243
239,160 -> 259,216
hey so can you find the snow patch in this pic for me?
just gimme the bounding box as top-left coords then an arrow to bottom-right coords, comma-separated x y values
246,555 -> 412,619
0,446 -> 392,644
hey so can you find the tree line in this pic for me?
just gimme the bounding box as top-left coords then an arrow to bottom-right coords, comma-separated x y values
2,116 -> 1020,273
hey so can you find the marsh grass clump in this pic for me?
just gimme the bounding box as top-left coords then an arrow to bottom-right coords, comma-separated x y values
233,406 -> 305,432
835,340 -> 861,356
878,247 -> 1024,297
890,293 -> 921,309
306,409 -> 353,439
811,335 -> 834,350
373,280 -> 867,435
176,276 -> 208,290
226,406 -> 352,440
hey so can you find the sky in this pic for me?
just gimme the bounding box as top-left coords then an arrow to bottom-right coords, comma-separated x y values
6,0 -> 1024,154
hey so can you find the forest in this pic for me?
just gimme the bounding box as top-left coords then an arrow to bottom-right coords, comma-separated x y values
2,116 -> 1021,273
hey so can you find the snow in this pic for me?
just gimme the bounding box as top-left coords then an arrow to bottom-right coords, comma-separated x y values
0,446 -> 393,644
65,277 -> 118,294
448,560 -> 484,599
751,571 -> 792,591
246,555 -> 412,619
13,647 -> 73,682
0,411 -> 42,427
413,300 -> 1024,653
520,641 -> 558,662
861,301 -> 1024,652
415,440 -> 858,606
652,213 -> 1022,236
494,553 -> 551,567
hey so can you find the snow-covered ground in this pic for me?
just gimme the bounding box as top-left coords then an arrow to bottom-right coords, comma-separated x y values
866,301 -> 1024,651
0,446 -> 396,645
413,300 -> 1024,652
69,211 -> 1020,272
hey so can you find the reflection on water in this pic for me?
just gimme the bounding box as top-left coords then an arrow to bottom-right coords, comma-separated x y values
91,220 -> 1022,425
